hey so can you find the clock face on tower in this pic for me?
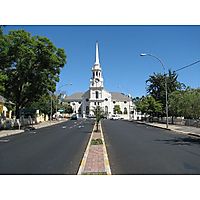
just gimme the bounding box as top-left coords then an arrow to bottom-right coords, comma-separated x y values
95,78 -> 99,83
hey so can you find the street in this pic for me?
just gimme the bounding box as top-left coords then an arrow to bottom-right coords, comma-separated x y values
102,119 -> 200,174
0,119 -> 94,174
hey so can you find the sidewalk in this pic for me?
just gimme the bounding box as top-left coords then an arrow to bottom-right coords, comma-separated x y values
77,122 -> 111,175
137,121 -> 200,137
0,119 -> 67,138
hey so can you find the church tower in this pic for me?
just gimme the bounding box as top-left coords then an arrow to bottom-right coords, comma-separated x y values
90,42 -> 104,88
89,42 -> 104,109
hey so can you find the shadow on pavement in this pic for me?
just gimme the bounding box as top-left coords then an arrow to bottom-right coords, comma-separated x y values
155,136 -> 200,146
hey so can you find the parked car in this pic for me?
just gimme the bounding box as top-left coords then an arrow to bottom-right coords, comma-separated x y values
110,115 -> 120,120
70,115 -> 77,120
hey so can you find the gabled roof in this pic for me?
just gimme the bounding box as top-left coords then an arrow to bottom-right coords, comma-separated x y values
111,92 -> 131,102
0,95 -> 5,103
64,92 -> 84,101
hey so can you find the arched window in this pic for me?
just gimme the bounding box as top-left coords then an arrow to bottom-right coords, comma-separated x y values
95,91 -> 99,99
78,106 -> 82,114
105,106 -> 108,114
96,71 -> 98,76
86,106 -> 89,115
124,107 -> 128,114
93,72 -> 95,78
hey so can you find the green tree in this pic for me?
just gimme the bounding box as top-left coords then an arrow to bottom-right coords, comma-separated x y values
0,26 -> 8,93
113,105 -> 122,114
92,106 -> 104,131
0,30 -> 66,118
146,70 -> 184,115
27,94 -> 53,115
0,26 -> 4,36
168,90 -> 184,123
136,96 -> 162,118
169,88 -> 200,120
57,102 -> 73,114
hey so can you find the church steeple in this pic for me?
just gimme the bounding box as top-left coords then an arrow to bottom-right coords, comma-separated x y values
90,42 -> 104,88
95,42 -> 100,65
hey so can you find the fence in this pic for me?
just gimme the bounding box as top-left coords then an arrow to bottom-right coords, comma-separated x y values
0,116 -> 36,130
142,117 -> 200,128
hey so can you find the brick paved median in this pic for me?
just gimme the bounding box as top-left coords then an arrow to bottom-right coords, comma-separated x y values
78,122 -> 111,175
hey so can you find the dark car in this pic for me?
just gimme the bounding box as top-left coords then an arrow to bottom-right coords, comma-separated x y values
70,115 -> 77,120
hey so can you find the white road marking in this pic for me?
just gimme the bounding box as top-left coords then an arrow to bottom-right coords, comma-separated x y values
0,139 -> 10,143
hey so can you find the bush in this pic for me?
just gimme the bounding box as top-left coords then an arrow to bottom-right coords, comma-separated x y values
91,138 -> 103,145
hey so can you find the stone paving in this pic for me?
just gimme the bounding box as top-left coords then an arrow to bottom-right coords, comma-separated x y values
83,144 -> 105,174
78,123 -> 111,175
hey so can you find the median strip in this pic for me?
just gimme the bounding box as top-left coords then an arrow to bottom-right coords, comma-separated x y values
77,121 -> 111,175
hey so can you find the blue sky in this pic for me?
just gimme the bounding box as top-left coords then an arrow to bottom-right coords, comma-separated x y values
4,26 -> 200,97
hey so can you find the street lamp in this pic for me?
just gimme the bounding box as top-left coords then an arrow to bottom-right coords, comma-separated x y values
140,53 -> 169,129
55,83 -> 72,114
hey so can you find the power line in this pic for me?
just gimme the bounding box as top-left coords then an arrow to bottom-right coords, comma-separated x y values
174,60 -> 200,72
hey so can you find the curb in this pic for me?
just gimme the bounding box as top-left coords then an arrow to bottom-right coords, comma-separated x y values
136,121 -> 200,138
0,130 -> 24,138
172,129 -> 200,137
0,120 -> 67,138
100,122 -> 112,175
77,123 -> 95,175
77,121 -> 112,175
188,133 -> 200,137
136,121 -> 171,131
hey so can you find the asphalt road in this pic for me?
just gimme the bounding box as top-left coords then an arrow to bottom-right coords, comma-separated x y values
0,119 -> 94,174
102,119 -> 200,174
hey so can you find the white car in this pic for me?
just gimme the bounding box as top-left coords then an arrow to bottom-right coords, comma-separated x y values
110,115 -> 120,120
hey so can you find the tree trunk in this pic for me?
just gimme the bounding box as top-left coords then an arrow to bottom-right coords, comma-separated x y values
15,104 -> 20,119
96,121 -> 99,132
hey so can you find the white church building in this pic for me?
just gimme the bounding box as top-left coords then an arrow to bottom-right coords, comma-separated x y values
64,43 -> 139,120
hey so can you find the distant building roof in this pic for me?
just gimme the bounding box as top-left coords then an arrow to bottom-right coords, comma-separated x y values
64,92 -> 84,101
63,91 -> 132,102
111,92 -> 131,102
0,95 -> 5,103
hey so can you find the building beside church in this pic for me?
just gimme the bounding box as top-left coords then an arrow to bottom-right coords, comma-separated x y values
64,43 -> 139,120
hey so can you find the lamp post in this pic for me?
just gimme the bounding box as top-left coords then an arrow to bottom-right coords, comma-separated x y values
140,53 -> 169,129
55,83 -> 72,114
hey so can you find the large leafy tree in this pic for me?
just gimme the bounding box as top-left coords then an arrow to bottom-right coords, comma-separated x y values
0,26 -> 8,93
0,26 -> 4,36
27,94 -> 54,115
169,88 -> 200,119
146,70 -> 184,115
0,30 -> 66,118
136,96 -> 162,118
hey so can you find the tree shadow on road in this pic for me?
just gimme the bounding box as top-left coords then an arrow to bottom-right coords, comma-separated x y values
155,136 -> 200,146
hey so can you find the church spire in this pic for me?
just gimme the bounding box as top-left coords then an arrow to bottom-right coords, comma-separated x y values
95,42 -> 100,65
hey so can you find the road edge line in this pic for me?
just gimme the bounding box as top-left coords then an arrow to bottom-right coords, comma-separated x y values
100,121 -> 112,175
77,122 -> 95,175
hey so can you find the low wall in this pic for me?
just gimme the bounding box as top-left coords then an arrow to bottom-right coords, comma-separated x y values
144,117 -> 200,128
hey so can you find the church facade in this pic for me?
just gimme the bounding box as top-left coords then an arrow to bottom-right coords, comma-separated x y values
64,43 -> 139,120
